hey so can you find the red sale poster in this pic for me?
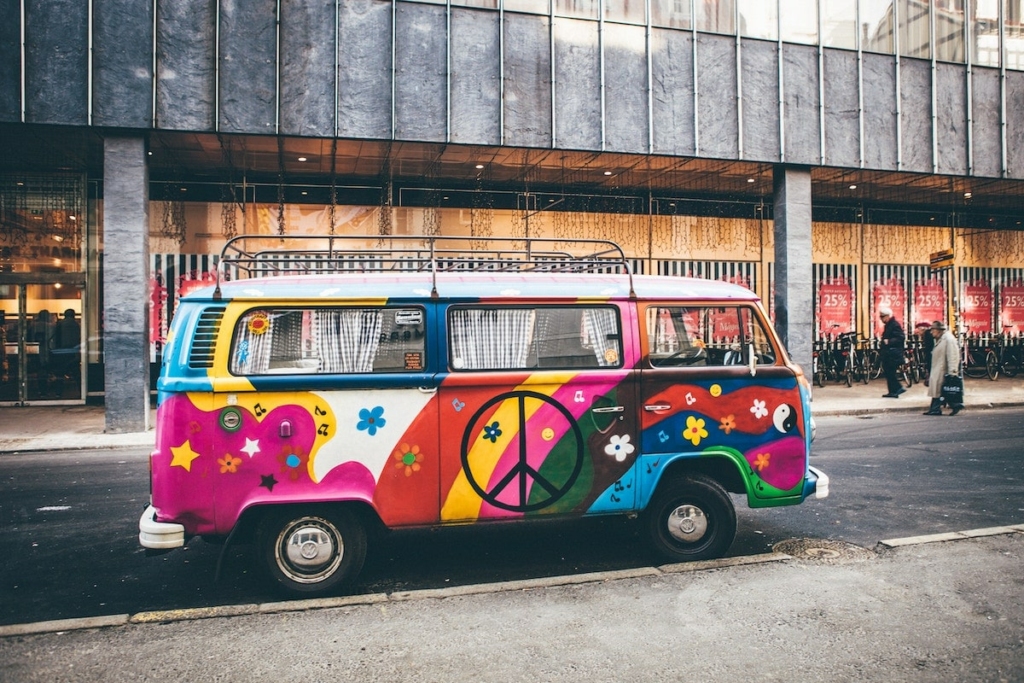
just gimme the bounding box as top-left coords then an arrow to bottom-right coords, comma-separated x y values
872,278 -> 906,337
961,282 -> 993,334
711,307 -> 741,342
912,279 -> 946,328
1000,283 -> 1024,334
818,280 -> 854,336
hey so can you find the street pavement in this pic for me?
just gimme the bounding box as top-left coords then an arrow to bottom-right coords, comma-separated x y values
2,376 -> 1022,454
2,379 -> 1023,681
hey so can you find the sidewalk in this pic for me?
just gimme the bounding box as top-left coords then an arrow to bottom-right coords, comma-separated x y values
1,377 -> 1022,454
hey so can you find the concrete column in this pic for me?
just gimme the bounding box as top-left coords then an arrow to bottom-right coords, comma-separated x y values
772,165 -> 813,380
103,136 -> 150,433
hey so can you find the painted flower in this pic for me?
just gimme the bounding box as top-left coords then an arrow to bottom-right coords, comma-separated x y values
393,443 -> 424,477
357,406 -> 387,436
218,454 -> 242,474
750,399 -> 768,419
719,414 -> 736,434
683,416 -> 708,446
277,447 -> 309,481
482,421 -> 502,443
754,452 -> 771,471
604,434 -> 635,462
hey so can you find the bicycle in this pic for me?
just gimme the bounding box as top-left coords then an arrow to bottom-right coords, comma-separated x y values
961,334 -> 998,380
992,329 -> 1022,379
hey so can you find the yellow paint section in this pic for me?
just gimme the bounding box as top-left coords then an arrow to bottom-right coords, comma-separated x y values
201,390 -> 337,483
440,377 -> 578,521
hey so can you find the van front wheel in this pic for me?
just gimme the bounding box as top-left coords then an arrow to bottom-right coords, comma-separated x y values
258,507 -> 366,596
646,474 -> 736,563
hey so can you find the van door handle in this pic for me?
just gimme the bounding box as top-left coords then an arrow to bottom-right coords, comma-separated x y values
591,405 -> 624,414
643,403 -> 671,412
417,386 -> 438,394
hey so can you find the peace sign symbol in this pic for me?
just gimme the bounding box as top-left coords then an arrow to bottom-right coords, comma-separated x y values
461,390 -> 584,513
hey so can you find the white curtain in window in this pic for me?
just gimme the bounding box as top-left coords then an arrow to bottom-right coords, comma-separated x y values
316,309 -> 383,373
450,308 -> 536,369
582,308 -> 619,366
232,312 -> 276,374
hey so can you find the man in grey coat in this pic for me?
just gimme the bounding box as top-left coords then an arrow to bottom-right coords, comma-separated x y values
924,320 -> 962,416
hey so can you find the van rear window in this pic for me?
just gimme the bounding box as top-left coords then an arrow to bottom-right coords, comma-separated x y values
448,305 -> 622,371
229,307 -> 426,375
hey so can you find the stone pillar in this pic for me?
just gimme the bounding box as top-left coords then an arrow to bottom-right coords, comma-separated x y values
103,136 -> 150,433
772,165 -> 813,380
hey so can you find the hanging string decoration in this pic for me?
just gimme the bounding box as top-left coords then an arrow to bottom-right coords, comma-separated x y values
328,137 -> 338,236
160,180 -> 187,245
470,172 -> 493,251
378,143 -> 393,240
276,136 -> 286,236
218,135 -> 238,240
422,147 -> 441,238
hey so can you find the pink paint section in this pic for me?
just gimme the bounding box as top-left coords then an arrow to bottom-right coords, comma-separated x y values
743,435 -> 806,492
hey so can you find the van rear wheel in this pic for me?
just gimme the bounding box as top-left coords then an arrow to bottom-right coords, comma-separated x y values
646,474 -> 736,563
258,507 -> 366,596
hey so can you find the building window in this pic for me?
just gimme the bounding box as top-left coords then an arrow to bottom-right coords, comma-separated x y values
862,0 -> 896,53
822,0 -> 857,49
780,0 -> 818,44
695,0 -> 735,34
652,0 -> 693,29
972,0 -> 1000,66
739,0 -> 777,40
935,0 -> 966,62
898,0 -> 932,57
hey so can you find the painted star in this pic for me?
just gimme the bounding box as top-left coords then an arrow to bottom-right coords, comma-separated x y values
259,474 -> 278,492
169,441 -> 201,472
240,438 -> 261,458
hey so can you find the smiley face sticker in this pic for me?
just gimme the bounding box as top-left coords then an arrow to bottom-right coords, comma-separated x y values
541,427 -> 555,441
710,384 -> 722,397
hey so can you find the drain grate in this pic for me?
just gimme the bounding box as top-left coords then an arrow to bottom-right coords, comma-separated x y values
773,538 -> 876,563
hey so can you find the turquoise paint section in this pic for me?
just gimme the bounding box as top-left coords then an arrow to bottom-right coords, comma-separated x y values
585,462 -> 639,513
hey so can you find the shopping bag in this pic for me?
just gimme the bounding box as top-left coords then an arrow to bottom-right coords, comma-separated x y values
941,374 -> 963,406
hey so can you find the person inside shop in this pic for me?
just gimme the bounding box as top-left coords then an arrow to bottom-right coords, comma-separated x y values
878,305 -> 906,398
924,320 -> 963,416
51,308 -> 81,382
31,310 -> 54,391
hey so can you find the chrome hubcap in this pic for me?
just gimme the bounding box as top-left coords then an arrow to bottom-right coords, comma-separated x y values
666,504 -> 708,543
277,518 -> 343,583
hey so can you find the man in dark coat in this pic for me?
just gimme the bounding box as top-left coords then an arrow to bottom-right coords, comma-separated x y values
879,305 -> 906,398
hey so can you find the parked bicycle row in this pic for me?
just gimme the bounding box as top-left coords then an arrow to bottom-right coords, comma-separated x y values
813,330 -> 1022,387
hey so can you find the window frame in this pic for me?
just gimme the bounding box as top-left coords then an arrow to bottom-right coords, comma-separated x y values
227,304 -> 429,377
445,303 -> 625,372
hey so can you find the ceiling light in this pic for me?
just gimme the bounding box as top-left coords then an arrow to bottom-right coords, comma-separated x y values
475,164 -> 484,169
964,192 -> 972,198
69,215 -> 76,221
297,157 -> 308,162
443,196 -> 449,200
747,178 -> 755,183
603,171 -> 613,176
54,283 -> 62,289
849,184 -> 857,190
147,151 -> 153,156
301,191 -> 308,196
52,235 -> 64,242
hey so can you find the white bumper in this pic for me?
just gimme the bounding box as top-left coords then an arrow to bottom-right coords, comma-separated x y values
808,465 -> 829,499
139,505 -> 185,549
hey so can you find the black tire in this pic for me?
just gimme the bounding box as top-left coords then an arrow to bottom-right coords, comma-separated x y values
258,506 -> 366,596
645,474 -> 736,563
1004,353 -> 1019,378
986,350 -> 999,380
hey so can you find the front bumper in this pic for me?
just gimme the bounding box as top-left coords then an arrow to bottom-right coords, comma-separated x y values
139,505 -> 185,549
807,465 -> 830,499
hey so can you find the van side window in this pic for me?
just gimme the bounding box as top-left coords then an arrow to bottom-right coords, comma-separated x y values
230,307 -> 426,375
449,305 -> 622,370
646,305 -> 777,367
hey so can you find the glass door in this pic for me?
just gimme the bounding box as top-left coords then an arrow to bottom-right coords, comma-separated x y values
0,279 -> 85,405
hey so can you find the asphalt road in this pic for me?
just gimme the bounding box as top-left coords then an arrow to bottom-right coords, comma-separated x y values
1,408 -> 1022,628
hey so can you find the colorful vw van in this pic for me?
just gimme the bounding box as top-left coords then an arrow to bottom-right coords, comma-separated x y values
140,236 -> 827,594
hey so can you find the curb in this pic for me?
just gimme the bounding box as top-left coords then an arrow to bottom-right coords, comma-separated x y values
2,526 -> 1021,639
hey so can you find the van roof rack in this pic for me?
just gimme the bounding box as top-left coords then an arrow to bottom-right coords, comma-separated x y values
214,234 -> 635,300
